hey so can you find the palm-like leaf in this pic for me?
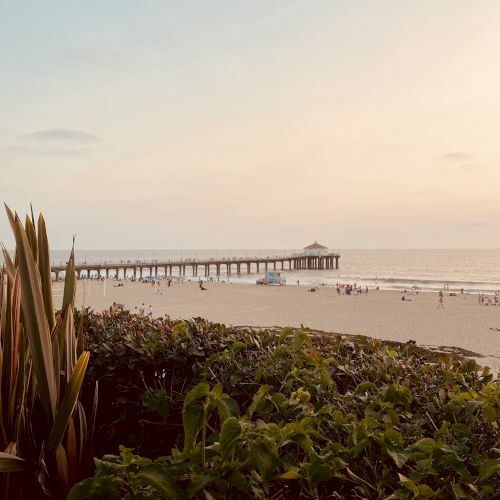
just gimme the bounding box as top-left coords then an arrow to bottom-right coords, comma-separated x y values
0,452 -> 25,472
47,352 -> 89,454
7,211 -> 56,420
0,205 -> 92,499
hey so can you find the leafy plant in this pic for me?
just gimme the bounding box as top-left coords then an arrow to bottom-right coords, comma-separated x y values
73,312 -> 500,498
0,206 -> 94,498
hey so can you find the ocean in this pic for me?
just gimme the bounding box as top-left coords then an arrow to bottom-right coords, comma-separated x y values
34,248 -> 500,294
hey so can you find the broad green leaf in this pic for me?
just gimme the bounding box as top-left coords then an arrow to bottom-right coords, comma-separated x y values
219,417 -> 242,456
409,438 -> 436,453
479,459 -> 500,481
182,404 -> 204,453
278,327 -> 294,343
137,465 -> 180,500
417,484 -> 436,497
183,383 -> 210,408
398,473 -> 418,494
247,385 -> 270,417
214,394 -> 240,421
247,442 -> 275,480
279,469 -> 301,479
292,330 -> 311,351
0,452 -> 25,472
384,427 -> 403,447
47,352 -> 90,454
386,449 -> 408,469
483,405 -> 497,424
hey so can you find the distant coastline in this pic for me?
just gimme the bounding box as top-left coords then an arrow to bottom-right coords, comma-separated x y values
34,248 -> 500,294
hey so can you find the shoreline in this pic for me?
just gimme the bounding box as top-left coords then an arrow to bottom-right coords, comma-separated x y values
53,280 -> 500,372
58,273 -> 500,296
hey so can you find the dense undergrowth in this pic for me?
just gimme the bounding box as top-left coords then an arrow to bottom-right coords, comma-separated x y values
70,310 -> 500,499
3,209 -> 498,498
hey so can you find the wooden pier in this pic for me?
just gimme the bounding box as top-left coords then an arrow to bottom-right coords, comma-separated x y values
50,253 -> 340,281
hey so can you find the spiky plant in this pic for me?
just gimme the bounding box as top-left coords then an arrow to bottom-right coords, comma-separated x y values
0,206 -> 94,498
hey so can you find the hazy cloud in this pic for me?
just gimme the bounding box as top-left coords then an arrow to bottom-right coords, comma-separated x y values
9,146 -> 93,156
439,152 -> 473,161
22,129 -> 101,143
12,128 -> 102,156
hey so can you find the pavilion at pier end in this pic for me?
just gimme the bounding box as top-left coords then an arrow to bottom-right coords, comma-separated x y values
49,242 -> 340,280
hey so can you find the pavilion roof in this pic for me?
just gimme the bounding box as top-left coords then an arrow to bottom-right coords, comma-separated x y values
304,241 -> 328,250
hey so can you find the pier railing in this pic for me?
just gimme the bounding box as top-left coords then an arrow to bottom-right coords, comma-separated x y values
48,252 -> 340,280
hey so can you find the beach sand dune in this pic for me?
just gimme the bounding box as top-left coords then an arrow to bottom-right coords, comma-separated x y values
54,280 -> 500,372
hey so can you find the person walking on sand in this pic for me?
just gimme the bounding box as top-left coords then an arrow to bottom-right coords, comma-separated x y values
148,305 -> 153,319
437,291 -> 444,309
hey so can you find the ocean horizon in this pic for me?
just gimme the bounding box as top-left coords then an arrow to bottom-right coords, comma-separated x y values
4,248 -> 498,294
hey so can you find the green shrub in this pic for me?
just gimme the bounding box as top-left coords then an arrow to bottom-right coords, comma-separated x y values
74,312 -> 500,498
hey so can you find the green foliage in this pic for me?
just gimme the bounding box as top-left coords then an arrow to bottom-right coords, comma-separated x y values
73,312 -> 500,498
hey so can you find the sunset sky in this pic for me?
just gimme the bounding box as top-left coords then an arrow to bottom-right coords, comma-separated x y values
2,1 -> 500,249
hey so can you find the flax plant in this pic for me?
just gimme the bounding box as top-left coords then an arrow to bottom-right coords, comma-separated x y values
0,206 -> 94,498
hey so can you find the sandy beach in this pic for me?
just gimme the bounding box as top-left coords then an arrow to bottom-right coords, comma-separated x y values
54,280 -> 500,372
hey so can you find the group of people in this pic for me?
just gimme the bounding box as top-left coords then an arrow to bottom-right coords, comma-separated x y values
437,287 -> 500,308
136,303 -> 153,319
108,302 -> 125,315
336,283 -> 369,295
478,292 -> 500,306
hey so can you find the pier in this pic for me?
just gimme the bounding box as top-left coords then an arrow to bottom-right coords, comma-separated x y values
50,252 -> 340,281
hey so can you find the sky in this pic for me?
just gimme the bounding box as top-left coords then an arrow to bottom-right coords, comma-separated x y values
1,0 -> 500,249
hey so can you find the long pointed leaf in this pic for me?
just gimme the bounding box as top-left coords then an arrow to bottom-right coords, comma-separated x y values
76,317 -> 84,358
1,245 -> 15,283
0,452 -> 25,472
37,214 -> 55,332
55,444 -> 69,494
62,247 -> 76,312
47,352 -> 89,454
63,305 -> 76,384
24,215 -> 38,263
77,401 -> 87,466
6,209 -> 56,420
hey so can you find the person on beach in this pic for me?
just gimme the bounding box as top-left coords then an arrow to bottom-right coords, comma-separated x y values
148,305 -> 153,318
139,303 -> 145,315
437,291 -> 444,309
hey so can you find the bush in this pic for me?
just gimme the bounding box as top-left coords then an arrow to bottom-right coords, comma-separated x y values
73,311 -> 500,499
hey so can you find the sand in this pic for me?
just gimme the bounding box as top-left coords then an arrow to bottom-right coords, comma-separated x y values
53,280 -> 500,372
